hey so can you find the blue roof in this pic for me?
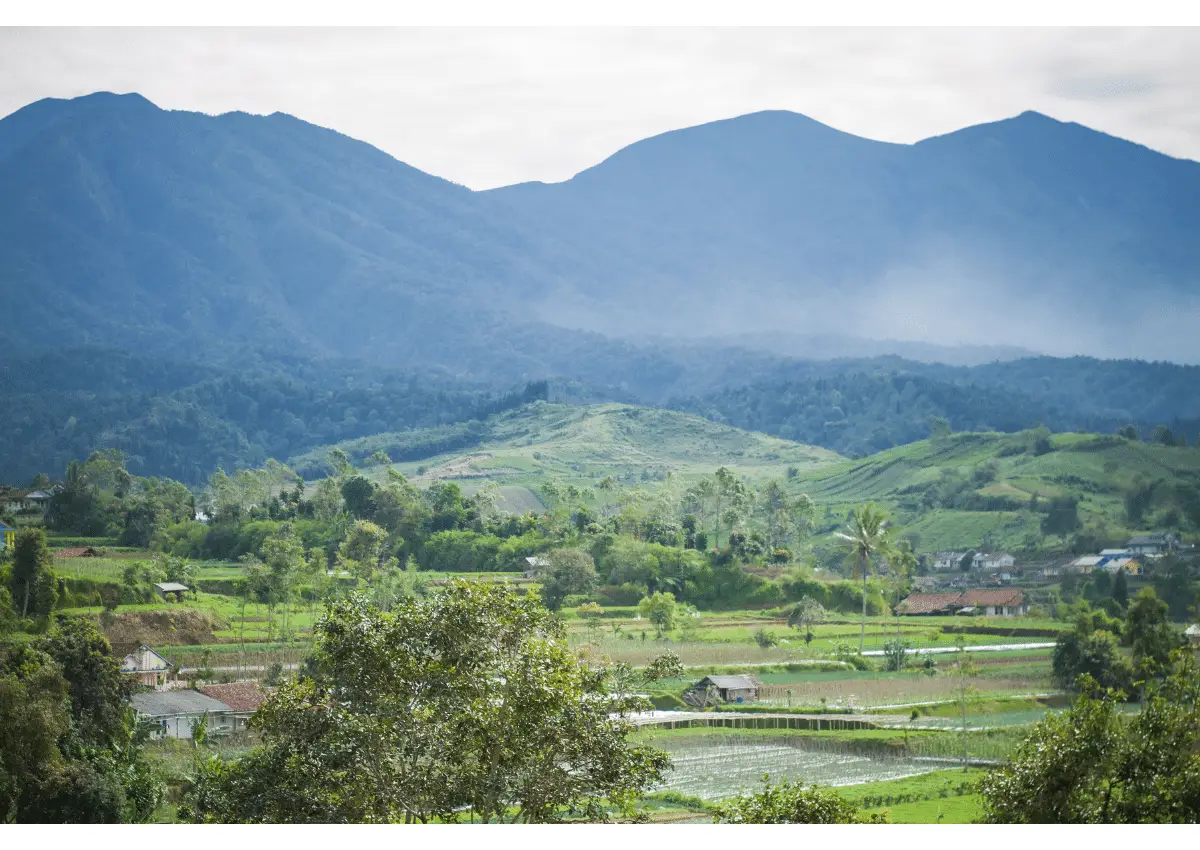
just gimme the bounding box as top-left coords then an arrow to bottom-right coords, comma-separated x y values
0,521 -> 15,531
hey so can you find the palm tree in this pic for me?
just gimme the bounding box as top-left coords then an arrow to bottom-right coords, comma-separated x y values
835,504 -> 892,653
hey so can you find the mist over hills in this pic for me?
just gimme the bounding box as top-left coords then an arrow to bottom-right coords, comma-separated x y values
2,92 -> 1200,481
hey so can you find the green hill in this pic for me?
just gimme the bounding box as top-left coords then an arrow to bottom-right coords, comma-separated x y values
290,401 -> 841,508
791,430 -> 1200,551
291,407 -> 1200,551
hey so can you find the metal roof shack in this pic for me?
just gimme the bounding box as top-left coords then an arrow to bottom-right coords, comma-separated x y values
686,674 -> 762,706
154,581 -> 190,600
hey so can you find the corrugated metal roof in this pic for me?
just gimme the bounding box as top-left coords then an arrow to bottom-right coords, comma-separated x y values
154,582 -> 190,592
697,675 -> 760,690
131,690 -> 230,716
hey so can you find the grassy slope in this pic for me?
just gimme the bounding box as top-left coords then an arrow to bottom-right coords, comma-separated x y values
793,431 -> 1200,550
291,401 -> 842,489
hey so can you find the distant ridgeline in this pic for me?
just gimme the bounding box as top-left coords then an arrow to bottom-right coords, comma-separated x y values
2,341 -> 1200,485
0,346 -> 549,484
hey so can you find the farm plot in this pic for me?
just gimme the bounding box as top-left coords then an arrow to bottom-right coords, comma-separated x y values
652,735 -> 948,801
754,670 -> 1053,709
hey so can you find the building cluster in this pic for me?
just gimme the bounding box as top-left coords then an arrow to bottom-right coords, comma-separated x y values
1038,532 -> 1182,580
118,643 -> 269,739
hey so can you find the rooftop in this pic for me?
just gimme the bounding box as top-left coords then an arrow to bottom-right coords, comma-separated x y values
197,682 -> 269,713
697,675 -> 762,690
154,582 -> 190,592
898,589 -> 1025,614
131,689 -> 231,717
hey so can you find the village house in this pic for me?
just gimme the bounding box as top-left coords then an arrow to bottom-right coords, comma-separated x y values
130,690 -> 237,739
931,552 -> 965,572
1127,532 -> 1180,558
0,520 -> 14,552
897,588 -> 1028,618
1066,555 -> 1103,574
687,674 -> 761,704
119,644 -> 172,687
197,683 -> 269,734
1186,624 -> 1200,647
974,552 -> 1016,571
1,489 -> 53,513
1102,556 -> 1142,577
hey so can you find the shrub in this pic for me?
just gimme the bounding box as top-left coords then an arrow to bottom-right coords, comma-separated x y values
713,778 -> 889,824
754,628 -> 779,649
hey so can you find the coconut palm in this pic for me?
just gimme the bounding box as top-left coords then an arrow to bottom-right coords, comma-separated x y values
835,504 -> 893,653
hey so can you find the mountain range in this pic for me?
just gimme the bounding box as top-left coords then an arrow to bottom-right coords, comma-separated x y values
2,92 -> 1200,482
2,91 -> 1199,372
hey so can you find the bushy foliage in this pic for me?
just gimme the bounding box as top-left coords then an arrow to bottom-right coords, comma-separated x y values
180,584 -> 670,823
713,777 -> 889,823
980,653 -> 1200,823
0,617 -> 163,822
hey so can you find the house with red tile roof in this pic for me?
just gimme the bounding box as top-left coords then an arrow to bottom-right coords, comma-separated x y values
897,588 -> 1027,617
197,682 -> 270,733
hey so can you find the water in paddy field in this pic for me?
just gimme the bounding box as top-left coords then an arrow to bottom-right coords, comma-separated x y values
655,736 -> 946,801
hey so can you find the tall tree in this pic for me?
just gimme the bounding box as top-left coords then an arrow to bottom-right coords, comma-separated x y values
9,528 -> 57,619
1125,588 -> 1181,676
835,504 -> 892,653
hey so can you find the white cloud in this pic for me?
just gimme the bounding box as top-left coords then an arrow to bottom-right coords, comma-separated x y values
2,27 -> 1200,188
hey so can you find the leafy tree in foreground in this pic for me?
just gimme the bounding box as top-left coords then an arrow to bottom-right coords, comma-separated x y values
979,652 -> 1200,823
0,616 -> 162,823
712,777 -> 888,823
181,583 -> 669,823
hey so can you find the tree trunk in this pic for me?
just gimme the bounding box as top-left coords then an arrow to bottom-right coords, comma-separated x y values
22,578 -> 30,618
859,555 -> 867,653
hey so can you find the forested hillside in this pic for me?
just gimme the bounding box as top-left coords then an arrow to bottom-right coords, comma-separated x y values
0,348 -> 549,484
670,362 -> 1200,458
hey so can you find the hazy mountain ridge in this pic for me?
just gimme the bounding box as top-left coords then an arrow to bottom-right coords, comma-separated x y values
3,93 -> 1199,368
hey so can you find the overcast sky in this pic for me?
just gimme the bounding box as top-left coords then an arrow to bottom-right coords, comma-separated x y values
2,27 -> 1199,189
